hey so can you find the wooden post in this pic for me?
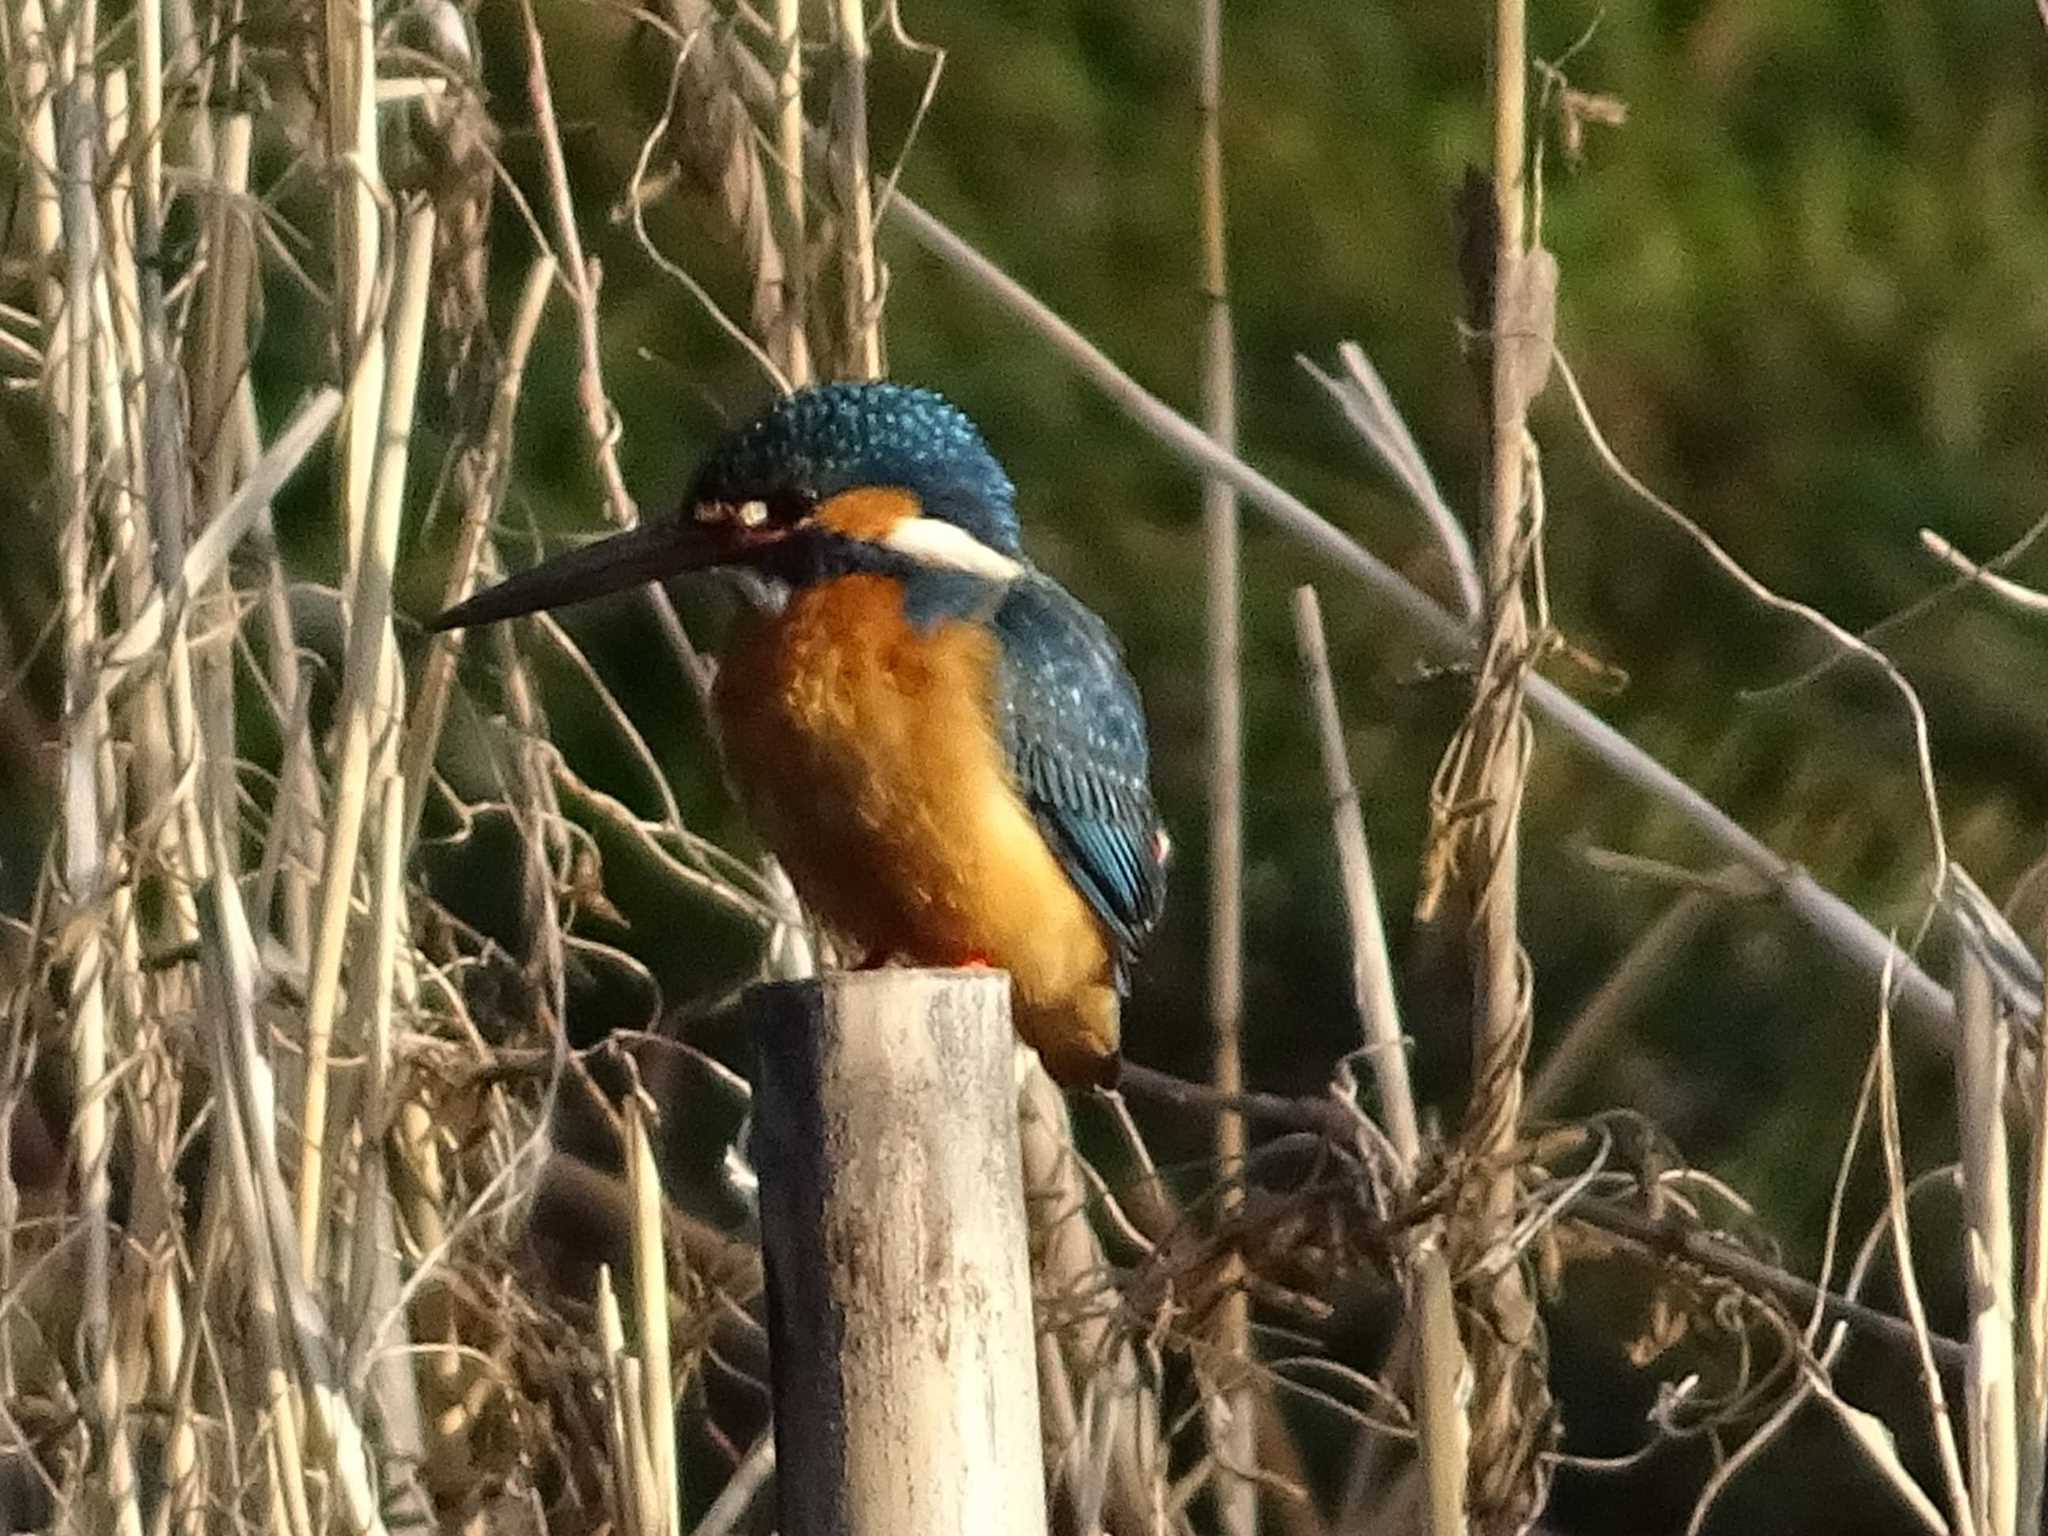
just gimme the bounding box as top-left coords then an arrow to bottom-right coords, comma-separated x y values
749,969 -> 1047,1536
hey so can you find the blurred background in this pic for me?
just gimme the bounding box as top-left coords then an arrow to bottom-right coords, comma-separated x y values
6,0 -> 2048,1529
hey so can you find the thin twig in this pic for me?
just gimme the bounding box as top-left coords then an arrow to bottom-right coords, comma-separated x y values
1196,3 -> 1254,1529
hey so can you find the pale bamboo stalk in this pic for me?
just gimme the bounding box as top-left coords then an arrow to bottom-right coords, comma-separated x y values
297,0 -> 390,1294
44,9 -> 145,1527
327,0 -> 384,566
627,1094 -> 681,1536
349,200 -> 436,1133
188,114 -> 255,894
1292,589 -> 1420,1162
95,75 -> 199,1534
153,1167 -> 228,1536
1195,2 -> 1253,1529
200,842 -> 391,1536
830,0 -> 881,376
1293,587 -> 1463,1536
2020,912 -> 2048,1536
753,975 -> 1045,1536
193,115 -> 253,508
1879,1002 -> 1976,1536
134,0 -> 160,236
1956,950 -> 2018,1536
599,1266 -> 655,1536
297,204 -> 435,1279
773,0 -> 811,383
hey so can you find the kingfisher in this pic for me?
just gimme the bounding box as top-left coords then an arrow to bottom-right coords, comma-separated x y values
430,382 -> 1168,1086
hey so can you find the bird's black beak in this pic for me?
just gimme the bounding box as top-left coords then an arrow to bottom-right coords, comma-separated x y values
428,518 -> 749,632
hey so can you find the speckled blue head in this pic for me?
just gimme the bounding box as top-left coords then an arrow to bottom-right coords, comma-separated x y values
689,382 -> 1022,557
425,382 -> 1025,633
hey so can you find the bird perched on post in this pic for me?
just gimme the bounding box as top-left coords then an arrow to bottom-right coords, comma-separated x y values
431,382 -> 1168,1086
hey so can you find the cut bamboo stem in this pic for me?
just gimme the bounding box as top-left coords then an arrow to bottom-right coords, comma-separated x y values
750,972 -> 1045,1536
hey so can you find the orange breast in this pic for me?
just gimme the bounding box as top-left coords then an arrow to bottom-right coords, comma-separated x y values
714,576 -> 1113,1037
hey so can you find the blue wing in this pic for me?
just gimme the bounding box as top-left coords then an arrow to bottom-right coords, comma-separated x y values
991,572 -> 1168,976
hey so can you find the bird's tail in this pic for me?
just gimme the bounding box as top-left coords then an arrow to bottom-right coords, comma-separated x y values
1018,983 -> 1121,1088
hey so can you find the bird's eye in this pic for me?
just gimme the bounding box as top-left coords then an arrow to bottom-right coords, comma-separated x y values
736,499 -> 770,528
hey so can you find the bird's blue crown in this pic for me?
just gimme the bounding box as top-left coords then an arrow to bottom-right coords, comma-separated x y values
688,382 -> 1022,557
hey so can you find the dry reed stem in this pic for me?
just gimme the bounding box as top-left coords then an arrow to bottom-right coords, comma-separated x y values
98,388 -> 344,693
1292,587 -> 1421,1167
1879,994 -> 1975,1536
1195,3 -> 1253,1529
772,0 -> 812,382
296,199 -> 433,1283
829,0 -> 882,376
299,0 -> 394,1273
627,1092 -> 682,1535
326,0 -> 385,567
40,7 -> 148,1526
1299,344 -> 1481,623
2021,911 -> 2048,1536
343,204 -> 439,1525
600,1262 -> 659,1536
1427,0 -> 1550,1521
1956,950 -> 2019,1536
1294,585 -> 1465,1536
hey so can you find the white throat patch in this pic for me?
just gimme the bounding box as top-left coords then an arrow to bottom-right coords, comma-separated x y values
879,517 -> 1025,585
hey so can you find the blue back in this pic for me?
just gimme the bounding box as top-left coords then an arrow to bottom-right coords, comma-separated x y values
991,572 -> 1168,975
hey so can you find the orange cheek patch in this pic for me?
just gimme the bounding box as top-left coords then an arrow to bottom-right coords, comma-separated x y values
814,485 -> 922,540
